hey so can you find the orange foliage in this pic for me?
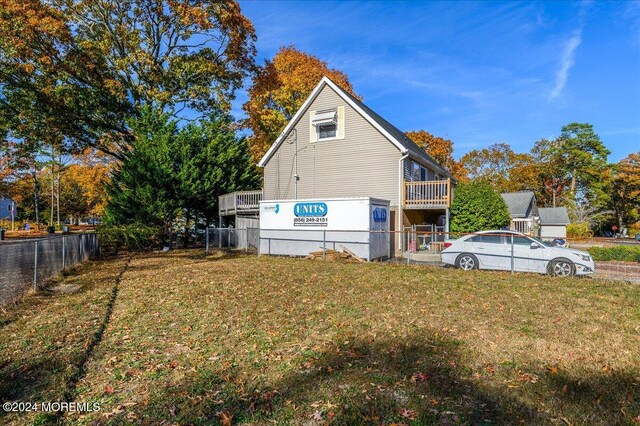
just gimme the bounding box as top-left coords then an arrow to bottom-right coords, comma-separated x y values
243,46 -> 359,164
405,130 -> 468,181
64,163 -> 110,216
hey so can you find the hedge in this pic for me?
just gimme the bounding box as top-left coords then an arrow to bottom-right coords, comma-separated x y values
97,224 -> 161,256
587,245 -> 640,263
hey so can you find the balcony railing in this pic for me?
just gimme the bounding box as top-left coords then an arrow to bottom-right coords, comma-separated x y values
403,178 -> 451,208
219,190 -> 262,216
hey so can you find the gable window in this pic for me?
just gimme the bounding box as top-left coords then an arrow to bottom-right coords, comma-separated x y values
317,123 -> 337,139
310,107 -> 344,142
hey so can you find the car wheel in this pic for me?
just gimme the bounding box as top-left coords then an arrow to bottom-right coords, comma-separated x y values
456,253 -> 478,271
548,258 -> 575,277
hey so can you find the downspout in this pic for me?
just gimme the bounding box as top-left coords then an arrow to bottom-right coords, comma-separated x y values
398,153 -> 409,254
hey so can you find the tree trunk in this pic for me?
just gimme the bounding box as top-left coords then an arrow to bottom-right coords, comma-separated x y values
32,169 -> 40,229
56,173 -> 61,227
50,167 -> 55,226
183,210 -> 190,248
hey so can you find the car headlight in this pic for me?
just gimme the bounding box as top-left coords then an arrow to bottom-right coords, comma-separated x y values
579,254 -> 591,262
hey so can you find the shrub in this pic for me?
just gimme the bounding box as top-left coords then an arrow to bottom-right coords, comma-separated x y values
587,245 -> 640,263
450,182 -> 511,232
567,222 -> 593,239
97,224 -> 160,256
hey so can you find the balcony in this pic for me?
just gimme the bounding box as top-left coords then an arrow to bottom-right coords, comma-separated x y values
219,190 -> 262,216
403,178 -> 451,209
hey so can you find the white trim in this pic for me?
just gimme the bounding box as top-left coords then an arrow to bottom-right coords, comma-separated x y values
258,76 -> 408,167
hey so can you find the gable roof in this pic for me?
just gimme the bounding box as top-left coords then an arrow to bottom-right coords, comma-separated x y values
257,76 -> 454,180
538,207 -> 570,225
501,191 -> 536,218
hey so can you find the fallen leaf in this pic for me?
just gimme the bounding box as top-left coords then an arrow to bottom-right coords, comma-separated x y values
216,411 -> 232,426
310,410 -> 324,421
105,384 -> 114,394
399,408 -> 417,420
411,372 -> 428,383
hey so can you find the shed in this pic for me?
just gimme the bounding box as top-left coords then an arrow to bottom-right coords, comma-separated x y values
538,207 -> 570,239
0,196 -> 17,220
501,191 -> 537,234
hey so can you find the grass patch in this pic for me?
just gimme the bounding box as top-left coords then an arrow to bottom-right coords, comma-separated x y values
588,245 -> 640,262
2,251 -> 639,425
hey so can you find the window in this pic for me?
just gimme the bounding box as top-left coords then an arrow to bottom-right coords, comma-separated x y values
468,235 -> 505,244
317,123 -> 337,139
411,161 -> 428,182
312,109 -> 339,141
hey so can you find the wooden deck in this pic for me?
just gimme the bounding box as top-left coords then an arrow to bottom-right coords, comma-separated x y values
219,190 -> 262,216
403,178 -> 451,209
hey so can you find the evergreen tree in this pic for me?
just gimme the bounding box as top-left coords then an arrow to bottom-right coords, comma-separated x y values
450,182 -> 511,233
105,107 -> 259,234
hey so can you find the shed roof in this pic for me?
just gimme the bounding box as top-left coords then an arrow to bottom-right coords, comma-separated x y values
501,191 -> 535,218
538,207 -> 570,225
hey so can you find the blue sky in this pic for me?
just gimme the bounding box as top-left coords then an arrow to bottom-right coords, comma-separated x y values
233,0 -> 640,162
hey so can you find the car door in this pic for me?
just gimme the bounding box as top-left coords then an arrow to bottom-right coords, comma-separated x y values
510,235 -> 536,272
469,234 -> 510,270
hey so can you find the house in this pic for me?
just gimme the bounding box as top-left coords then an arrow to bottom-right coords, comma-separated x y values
219,76 -> 456,254
501,191 -> 538,235
538,207 -> 570,240
0,196 -> 17,221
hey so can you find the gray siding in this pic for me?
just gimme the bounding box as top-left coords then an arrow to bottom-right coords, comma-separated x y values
263,86 -> 403,205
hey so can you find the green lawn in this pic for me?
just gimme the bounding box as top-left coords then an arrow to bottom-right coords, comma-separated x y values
1,251 -> 639,425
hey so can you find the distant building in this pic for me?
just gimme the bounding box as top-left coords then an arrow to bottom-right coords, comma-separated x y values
501,191 -> 538,235
0,196 -> 17,220
538,207 -> 570,240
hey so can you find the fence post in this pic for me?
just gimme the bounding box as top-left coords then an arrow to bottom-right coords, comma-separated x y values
510,234 -> 514,274
218,228 -> 222,249
33,240 -> 39,291
62,236 -> 66,271
407,229 -> 411,264
205,227 -> 209,254
323,230 -> 326,260
245,229 -> 248,253
227,229 -> 231,250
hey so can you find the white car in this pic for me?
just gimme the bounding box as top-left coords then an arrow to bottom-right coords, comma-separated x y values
441,230 -> 595,277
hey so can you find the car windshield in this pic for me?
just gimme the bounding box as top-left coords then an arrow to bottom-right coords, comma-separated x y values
531,237 -> 552,247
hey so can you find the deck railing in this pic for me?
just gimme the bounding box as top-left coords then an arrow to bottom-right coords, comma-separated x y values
403,178 -> 451,208
219,190 -> 262,216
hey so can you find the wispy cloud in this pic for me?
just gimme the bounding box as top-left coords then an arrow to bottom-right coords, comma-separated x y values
549,29 -> 583,100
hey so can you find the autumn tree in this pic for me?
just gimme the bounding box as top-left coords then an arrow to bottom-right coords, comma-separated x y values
0,0 -> 257,158
460,143 -> 540,195
602,152 -> 640,229
532,123 -> 609,203
405,130 -> 467,180
243,46 -> 359,163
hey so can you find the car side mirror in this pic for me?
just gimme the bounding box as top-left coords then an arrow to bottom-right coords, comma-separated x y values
530,242 -> 540,249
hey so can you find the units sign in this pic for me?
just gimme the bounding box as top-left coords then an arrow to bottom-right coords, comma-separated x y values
293,202 -> 328,226
372,207 -> 387,223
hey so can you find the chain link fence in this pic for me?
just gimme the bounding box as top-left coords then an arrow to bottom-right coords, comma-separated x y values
0,234 -> 99,306
203,227 -> 640,282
